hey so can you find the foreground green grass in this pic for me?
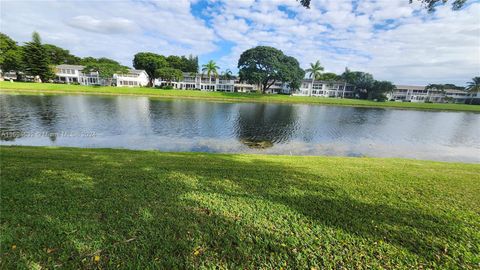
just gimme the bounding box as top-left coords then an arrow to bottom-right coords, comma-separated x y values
1,81 -> 479,112
1,146 -> 479,268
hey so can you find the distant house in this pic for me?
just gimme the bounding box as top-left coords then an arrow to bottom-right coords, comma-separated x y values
387,85 -> 469,103
114,69 -> 149,87
55,64 -> 101,85
155,72 -> 238,92
55,65 -> 148,87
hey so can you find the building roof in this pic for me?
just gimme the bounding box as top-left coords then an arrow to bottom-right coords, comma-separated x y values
395,85 -> 425,90
445,89 -> 468,94
129,69 -> 146,75
56,64 -> 85,70
302,78 -> 353,85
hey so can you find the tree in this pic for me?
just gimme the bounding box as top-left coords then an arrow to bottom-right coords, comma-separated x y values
43,44 -> 81,65
238,46 -> 304,93
156,67 -> 183,82
279,56 -> 305,91
305,60 -> 324,96
133,52 -> 168,86
221,69 -> 233,80
466,77 -> 480,105
166,55 -> 184,71
341,68 -> 375,99
316,72 -> 341,81
22,32 -> 54,82
426,83 -> 464,91
202,60 -> 220,86
370,81 -> 396,101
410,0 -> 467,11
82,57 -> 129,86
0,33 -> 23,74
185,54 -> 199,73
297,0 -> 467,11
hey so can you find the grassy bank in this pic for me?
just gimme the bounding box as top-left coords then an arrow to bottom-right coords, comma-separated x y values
1,81 -> 479,112
1,146 -> 479,268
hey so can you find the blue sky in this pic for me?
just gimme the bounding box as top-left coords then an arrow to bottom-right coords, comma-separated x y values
1,0 -> 479,85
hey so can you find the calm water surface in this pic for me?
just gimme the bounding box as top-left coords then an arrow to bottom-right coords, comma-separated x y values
1,94 -> 479,162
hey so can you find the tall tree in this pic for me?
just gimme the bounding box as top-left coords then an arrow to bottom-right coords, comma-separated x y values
133,52 -> 168,86
341,68 -> 375,99
202,60 -> 219,86
166,55 -> 184,71
22,32 -> 54,82
0,33 -> 22,74
305,60 -> 324,96
370,81 -> 396,101
316,72 -> 341,81
221,69 -> 233,80
43,44 -> 81,65
185,54 -> 199,73
156,67 -> 183,83
238,46 -> 304,93
279,56 -> 305,92
466,77 -> 480,105
410,0 -> 467,11
297,0 -> 467,11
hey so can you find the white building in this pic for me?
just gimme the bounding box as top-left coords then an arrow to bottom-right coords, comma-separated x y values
156,72 -> 242,92
293,79 -> 355,98
114,69 -> 149,87
55,65 -> 148,87
55,64 -> 101,85
387,85 -> 470,103
156,74 -> 357,97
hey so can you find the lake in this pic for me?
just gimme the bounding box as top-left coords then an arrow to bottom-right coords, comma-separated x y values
1,94 -> 479,162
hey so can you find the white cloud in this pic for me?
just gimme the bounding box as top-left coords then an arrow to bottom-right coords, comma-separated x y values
210,0 -> 480,85
0,0 -> 216,66
0,0 -> 478,85
67,16 -> 138,34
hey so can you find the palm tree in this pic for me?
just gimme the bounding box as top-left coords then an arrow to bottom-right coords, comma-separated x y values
466,77 -> 480,105
201,60 -> 219,91
305,60 -> 324,96
223,69 -> 233,80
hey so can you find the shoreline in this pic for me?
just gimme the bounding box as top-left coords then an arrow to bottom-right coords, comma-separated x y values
1,83 -> 479,112
1,144 -> 477,164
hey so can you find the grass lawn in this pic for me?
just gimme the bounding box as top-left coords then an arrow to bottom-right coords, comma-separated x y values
1,81 -> 479,112
1,146 -> 479,268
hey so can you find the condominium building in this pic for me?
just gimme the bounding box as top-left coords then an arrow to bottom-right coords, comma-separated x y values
387,85 -> 470,103
55,64 -> 97,85
293,79 -> 355,98
156,73 -> 354,96
155,73 -> 252,92
55,65 -> 148,87
113,70 -> 149,87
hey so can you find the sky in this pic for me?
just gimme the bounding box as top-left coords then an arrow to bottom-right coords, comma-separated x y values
1,0 -> 479,85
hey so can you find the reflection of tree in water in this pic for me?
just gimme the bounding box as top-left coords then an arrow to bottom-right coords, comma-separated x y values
32,96 -> 60,142
0,95 -> 29,141
0,95 -> 60,142
235,104 -> 298,149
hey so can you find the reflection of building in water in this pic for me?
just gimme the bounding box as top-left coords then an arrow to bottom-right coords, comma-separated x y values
235,103 -> 298,147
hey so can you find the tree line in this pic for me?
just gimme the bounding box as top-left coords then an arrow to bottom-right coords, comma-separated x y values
132,52 -> 198,86
0,32 -> 198,85
2,32 -> 477,102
